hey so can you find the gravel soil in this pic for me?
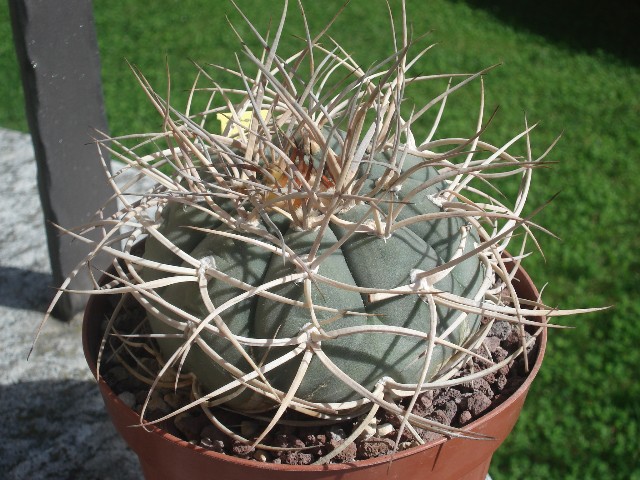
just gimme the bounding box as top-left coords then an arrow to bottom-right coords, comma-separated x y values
100,297 -> 539,465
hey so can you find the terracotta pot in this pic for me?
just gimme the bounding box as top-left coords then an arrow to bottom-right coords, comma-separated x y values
83,264 -> 546,480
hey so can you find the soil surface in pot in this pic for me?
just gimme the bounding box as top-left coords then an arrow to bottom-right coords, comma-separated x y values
98,295 -> 538,465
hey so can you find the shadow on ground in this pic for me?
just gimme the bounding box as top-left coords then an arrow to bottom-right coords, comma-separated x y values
455,0 -> 640,64
0,266 -> 55,312
0,379 -> 141,480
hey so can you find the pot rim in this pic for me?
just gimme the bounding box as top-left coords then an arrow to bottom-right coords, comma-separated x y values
83,261 -> 546,473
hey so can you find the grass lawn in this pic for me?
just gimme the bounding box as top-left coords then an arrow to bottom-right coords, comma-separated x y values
1,1 -> 638,478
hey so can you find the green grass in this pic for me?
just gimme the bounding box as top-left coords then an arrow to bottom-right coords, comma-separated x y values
2,0 -> 639,478
0,5 -> 26,131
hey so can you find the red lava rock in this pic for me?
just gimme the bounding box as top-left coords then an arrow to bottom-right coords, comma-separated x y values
381,409 -> 402,428
274,433 -> 305,449
231,440 -> 254,458
417,428 -> 442,443
435,388 -> 461,405
411,390 -> 435,417
483,336 -> 502,352
493,345 -> 509,363
494,373 -> 508,391
483,371 -> 498,384
328,437 -> 357,463
472,378 -> 494,398
356,437 -> 395,459
523,331 -> 536,353
490,321 -> 512,340
439,400 -> 459,425
398,427 -> 417,443
504,329 -> 522,349
282,451 -> 314,465
467,392 -> 492,416
458,410 -> 472,425
302,432 -> 328,457
429,409 -> 453,426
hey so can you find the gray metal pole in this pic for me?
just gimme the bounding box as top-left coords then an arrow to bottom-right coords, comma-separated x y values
9,0 -> 115,319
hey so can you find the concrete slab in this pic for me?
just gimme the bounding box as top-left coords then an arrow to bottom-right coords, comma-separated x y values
0,127 -> 142,479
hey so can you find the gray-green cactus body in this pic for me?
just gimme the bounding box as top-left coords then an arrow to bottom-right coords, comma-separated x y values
142,144 -> 485,410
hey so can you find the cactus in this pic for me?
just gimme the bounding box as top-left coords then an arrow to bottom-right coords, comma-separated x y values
142,139 -> 488,412
40,0 -> 599,463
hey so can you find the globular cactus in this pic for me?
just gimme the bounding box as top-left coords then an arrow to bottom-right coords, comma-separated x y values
41,0 -> 596,462
142,137 -> 487,412
126,0 -> 540,445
